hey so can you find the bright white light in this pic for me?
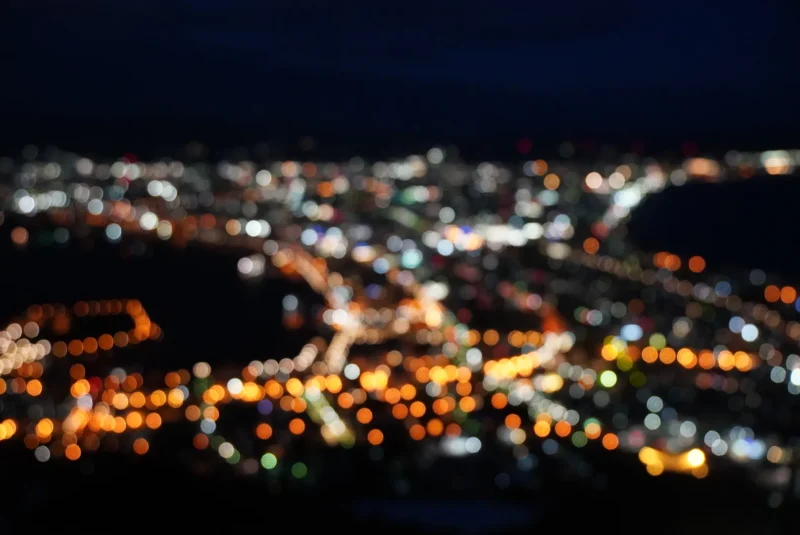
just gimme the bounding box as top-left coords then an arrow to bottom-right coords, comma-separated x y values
790,369 -> 800,386
436,240 -> 454,256
441,437 -> 481,457
140,212 -> 158,231
523,222 -> 543,240
237,257 -> 253,274
282,295 -> 298,311
679,421 -> 697,438
644,413 -> 661,430
18,196 -> 35,213
87,198 -> 104,215
218,442 -> 234,459
226,378 -> 243,395
439,207 -> 455,223
620,324 -> 643,341
105,224 -> 122,241
465,437 -> 482,453
427,147 -> 444,164
344,364 -> 360,380
147,181 -> 164,197
245,220 -> 262,237
741,324 -> 758,342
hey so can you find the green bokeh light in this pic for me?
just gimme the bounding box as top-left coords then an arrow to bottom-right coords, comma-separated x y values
599,370 -> 618,388
291,462 -> 308,479
260,453 -> 277,470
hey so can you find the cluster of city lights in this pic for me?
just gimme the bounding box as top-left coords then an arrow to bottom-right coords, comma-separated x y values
1,146 -> 799,503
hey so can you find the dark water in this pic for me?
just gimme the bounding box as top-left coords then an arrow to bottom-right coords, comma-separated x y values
629,174 -> 800,279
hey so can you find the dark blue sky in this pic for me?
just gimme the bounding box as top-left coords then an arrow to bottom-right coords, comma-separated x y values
2,1 -> 799,151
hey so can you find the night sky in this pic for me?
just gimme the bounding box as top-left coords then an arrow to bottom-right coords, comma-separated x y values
2,1 -> 799,150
